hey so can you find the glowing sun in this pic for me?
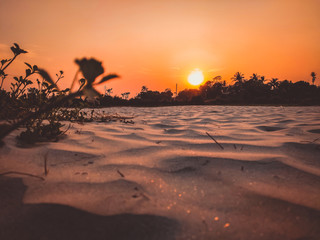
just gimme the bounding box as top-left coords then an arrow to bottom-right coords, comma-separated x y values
188,69 -> 204,86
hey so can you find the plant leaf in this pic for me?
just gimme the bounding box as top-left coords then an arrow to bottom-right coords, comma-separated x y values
38,69 -> 60,91
33,65 -> 38,71
24,62 -> 32,69
1,59 -> 9,66
26,69 -> 31,76
97,74 -> 119,84
10,47 -> 17,55
12,43 -> 27,54
75,58 -> 104,84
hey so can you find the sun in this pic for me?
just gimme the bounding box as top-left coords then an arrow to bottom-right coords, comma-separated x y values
188,69 -> 204,86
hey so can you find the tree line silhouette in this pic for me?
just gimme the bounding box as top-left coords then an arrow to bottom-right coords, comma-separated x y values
96,72 -> 319,106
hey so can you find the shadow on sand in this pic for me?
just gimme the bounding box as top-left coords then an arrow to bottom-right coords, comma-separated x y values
0,176 -> 179,240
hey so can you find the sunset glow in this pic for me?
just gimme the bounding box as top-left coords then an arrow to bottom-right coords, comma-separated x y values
188,69 -> 204,86
1,0 -> 320,95
0,2 -> 319,239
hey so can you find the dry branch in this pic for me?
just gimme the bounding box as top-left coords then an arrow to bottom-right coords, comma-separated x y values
0,171 -> 45,181
206,132 -> 224,150
117,169 -> 125,178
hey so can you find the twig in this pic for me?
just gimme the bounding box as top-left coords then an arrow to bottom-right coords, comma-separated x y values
117,169 -> 125,178
44,152 -> 49,176
0,171 -> 45,181
206,132 -> 224,150
69,69 -> 80,92
300,138 -> 320,144
61,123 -> 71,135
0,54 -> 18,89
140,192 -> 150,200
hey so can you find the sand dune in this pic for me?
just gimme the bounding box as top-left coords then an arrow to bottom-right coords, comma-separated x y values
1,106 -> 320,239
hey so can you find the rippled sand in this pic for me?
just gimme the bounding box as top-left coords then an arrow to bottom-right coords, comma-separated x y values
1,106 -> 320,240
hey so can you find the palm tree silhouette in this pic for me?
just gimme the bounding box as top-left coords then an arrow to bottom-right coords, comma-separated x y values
268,78 -> 279,90
311,72 -> 316,85
260,76 -> 266,84
141,86 -> 148,92
105,88 -> 113,96
232,72 -> 245,85
250,73 -> 259,82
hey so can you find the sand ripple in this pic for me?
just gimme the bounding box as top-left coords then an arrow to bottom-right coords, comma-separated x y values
1,106 -> 320,240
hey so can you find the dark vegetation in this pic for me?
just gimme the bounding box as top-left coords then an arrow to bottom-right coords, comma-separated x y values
0,43 -> 119,145
102,72 -> 319,107
69,73 -> 320,107
0,43 -> 319,145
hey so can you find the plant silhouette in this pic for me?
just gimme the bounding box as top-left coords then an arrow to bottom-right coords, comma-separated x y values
0,44 -> 119,143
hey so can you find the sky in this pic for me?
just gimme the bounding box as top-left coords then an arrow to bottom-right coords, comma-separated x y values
1,0 -> 320,96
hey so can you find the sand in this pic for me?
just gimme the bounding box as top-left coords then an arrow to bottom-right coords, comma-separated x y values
1,105 -> 320,240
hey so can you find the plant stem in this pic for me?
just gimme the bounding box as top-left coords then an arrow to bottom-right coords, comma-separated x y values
70,70 -> 80,92
0,76 -> 5,90
1,54 -> 17,73
0,54 -> 18,89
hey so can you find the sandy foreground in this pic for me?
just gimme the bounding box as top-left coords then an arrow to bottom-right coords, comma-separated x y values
0,106 -> 319,240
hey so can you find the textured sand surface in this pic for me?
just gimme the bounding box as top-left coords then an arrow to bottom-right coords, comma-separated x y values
1,106 -> 320,239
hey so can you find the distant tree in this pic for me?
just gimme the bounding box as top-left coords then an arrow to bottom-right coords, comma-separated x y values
105,88 -> 113,96
232,72 -> 245,85
260,76 -> 266,84
212,76 -> 222,83
268,78 -> 279,90
230,72 -> 245,98
311,72 -> 316,85
141,86 -> 148,92
176,89 -> 201,103
199,80 -> 224,101
249,73 -> 259,82
199,81 -> 213,99
135,88 -> 163,105
121,92 -> 130,100
199,80 -> 213,99
291,81 -> 312,103
160,89 -> 173,103
277,80 -> 292,101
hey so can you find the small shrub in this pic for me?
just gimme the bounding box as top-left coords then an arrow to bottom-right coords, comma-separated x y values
0,43 -> 119,145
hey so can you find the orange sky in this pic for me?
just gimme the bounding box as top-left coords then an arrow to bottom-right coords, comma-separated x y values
1,0 -> 320,96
